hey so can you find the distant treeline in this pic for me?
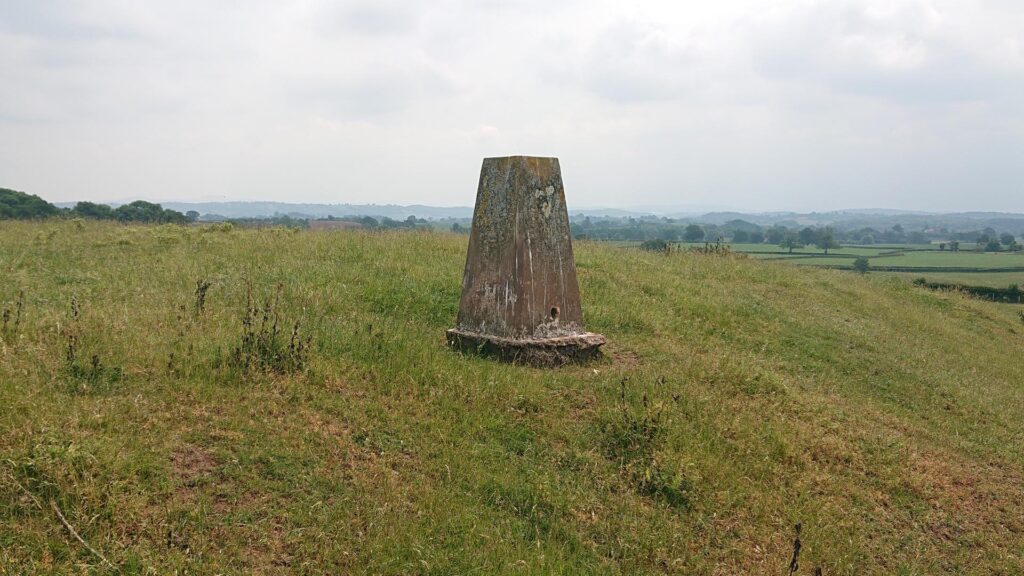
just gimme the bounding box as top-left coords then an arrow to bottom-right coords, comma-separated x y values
1,188 -> 190,224
571,216 -> 1023,251
219,214 -> 432,230
1,187 -> 439,231
0,188 -> 62,219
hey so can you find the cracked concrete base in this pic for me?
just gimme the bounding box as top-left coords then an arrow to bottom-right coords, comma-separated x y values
446,328 -> 606,367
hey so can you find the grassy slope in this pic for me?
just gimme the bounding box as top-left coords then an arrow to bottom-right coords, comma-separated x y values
1,221 -> 1023,575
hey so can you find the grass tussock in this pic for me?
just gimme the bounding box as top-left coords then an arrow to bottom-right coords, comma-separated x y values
1,220 -> 1023,574
599,377 -> 691,510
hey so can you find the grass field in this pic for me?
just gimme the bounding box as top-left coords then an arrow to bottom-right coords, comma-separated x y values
3,221 -> 1024,574
877,270 -> 1024,288
788,252 -> 1024,269
660,242 -> 1024,287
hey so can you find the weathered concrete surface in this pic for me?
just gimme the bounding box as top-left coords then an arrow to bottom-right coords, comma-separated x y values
446,329 -> 605,367
448,156 -> 605,366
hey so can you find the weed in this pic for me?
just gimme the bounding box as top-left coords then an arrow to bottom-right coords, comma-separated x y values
599,378 -> 691,510
67,354 -> 121,388
65,332 -> 78,364
194,279 -> 211,315
228,282 -> 311,375
63,297 -> 121,392
785,523 -> 824,576
689,240 -> 733,256
788,523 -> 802,575
2,289 -> 24,336
1018,310 -> 1024,324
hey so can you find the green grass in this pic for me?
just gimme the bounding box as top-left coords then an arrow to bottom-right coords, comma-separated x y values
726,243 -> 896,257
3,221 -> 1024,574
877,271 -> 1024,289
788,252 -> 1024,268
709,243 -> 1024,283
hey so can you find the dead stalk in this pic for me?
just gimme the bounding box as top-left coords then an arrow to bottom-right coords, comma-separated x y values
50,499 -> 115,570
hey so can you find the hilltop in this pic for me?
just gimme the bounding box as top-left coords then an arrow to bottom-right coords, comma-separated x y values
1,221 -> 1023,574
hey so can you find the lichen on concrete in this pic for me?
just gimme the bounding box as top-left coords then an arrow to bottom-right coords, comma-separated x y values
448,156 -> 605,366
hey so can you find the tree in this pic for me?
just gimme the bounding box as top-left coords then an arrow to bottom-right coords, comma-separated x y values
908,231 -> 928,244
854,228 -> 879,244
949,240 -> 960,252
186,210 -> 200,222
852,257 -> 869,274
985,239 -> 1002,252
779,231 -> 804,254
939,243 -> 946,251
815,228 -> 840,254
71,201 -> 114,220
1001,233 -> 1015,247
731,229 -> 750,243
765,226 -> 786,244
683,224 -> 705,242
798,227 -> 817,246
0,188 -> 60,219
749,230 -> 765,244
114,200 -> 188,224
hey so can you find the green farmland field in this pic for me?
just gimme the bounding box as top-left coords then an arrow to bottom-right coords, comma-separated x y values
666,242 -> 1024,288
878,271 -> 1024,288
789,251 -> 1024,269
3,222 -> 1024,574
725,243 -> 898,258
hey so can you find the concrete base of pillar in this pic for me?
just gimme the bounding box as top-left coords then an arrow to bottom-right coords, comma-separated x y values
446,329 -> 606,367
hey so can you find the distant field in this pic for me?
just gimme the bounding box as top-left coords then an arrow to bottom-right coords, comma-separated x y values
878,271 -> 1024,288
654,242 -> 1024,288
790,251 -> 1024,268
726,243 -> 908,258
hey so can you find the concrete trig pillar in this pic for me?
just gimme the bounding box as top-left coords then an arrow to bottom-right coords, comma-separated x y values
447,156 -> 605,365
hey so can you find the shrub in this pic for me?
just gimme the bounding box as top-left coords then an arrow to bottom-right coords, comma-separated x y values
640,239 -> 669,253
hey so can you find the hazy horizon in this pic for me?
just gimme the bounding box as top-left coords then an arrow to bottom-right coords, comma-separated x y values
2,1 -> 1023,212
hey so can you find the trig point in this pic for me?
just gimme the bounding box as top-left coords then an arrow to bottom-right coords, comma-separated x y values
447,156 -> 606,366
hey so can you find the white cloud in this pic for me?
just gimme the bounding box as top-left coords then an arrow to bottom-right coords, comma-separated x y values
0,0 -> 1022,211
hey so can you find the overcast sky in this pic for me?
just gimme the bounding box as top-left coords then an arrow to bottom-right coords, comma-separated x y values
1,0 -> 1022,212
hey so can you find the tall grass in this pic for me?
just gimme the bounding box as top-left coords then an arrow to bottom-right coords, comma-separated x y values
1,220 -> 1023,574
